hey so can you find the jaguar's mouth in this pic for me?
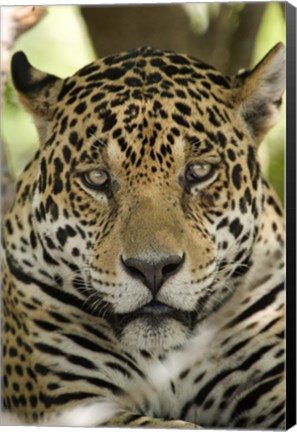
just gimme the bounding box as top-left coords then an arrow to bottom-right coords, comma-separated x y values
121,300 -> 188,322
107,300 -> 196,335
136,300 -> 176,316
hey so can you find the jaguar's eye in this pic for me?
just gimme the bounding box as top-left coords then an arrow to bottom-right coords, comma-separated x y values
80,169 -> 109,190
186,162 -> 214,183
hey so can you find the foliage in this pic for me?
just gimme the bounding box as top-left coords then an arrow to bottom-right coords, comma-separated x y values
2,6 -> 95,177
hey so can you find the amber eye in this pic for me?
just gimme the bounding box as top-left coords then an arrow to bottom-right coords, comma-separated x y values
186,162 -> 215,183
80,169 -> 109,190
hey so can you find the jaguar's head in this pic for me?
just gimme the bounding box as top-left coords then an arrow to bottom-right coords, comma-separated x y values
9,44 -> 285,351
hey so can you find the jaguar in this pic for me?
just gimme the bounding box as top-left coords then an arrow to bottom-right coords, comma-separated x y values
2,43 -> 285,428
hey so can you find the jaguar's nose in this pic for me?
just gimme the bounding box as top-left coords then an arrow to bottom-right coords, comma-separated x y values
121,254 -> 185,295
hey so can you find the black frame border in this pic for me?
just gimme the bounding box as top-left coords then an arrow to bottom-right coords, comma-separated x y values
285,2 -> 296,429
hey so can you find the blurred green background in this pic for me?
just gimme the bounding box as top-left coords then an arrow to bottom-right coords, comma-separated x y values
2,3 -> 285,202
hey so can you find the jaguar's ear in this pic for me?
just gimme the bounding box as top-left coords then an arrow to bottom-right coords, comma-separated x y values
11,51 -> 63,139
233,43 -> 285,146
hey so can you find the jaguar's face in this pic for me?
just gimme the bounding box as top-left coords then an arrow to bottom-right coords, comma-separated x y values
32,90 -> 261,351
11,45 -> 284,351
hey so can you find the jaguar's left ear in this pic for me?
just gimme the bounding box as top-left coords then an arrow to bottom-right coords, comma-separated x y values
11,51 -> 63,140
233,43 -> 285,146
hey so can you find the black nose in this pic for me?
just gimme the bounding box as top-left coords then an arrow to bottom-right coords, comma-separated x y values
121,254 -> 185,295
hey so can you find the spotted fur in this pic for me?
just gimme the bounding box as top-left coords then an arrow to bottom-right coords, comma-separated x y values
2,43 -> 285,428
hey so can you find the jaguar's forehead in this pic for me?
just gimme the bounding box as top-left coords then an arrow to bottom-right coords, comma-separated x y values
52,47 -> 235,169
73,46 -> 231,90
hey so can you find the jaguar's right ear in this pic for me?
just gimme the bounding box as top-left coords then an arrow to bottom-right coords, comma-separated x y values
11,51 -> 63,137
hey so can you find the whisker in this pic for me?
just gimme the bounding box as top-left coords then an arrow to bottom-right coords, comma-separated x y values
86,131 -> 106,151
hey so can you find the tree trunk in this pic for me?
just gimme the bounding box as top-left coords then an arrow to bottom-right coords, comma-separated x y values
228,3 -> 267,74
80,3 -> 268,75
80,5 -> 198,58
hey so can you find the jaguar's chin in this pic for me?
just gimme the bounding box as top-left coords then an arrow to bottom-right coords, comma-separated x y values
120,317 -> 191,352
